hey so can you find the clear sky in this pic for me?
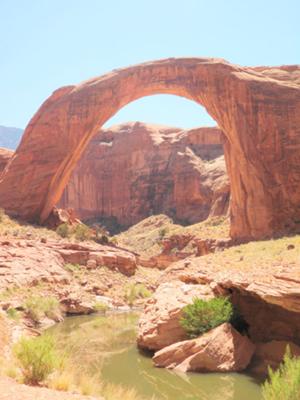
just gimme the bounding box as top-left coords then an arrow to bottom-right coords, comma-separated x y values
0,0 -> 299,129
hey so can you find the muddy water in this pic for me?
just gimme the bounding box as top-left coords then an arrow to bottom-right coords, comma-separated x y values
48,313 -> 262,400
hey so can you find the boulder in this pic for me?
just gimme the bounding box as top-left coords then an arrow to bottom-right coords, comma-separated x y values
137,280 -> 215,350
153,323 -> 255,373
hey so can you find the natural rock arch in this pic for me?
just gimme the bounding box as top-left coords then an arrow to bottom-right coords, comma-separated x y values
0,57 -> 299,240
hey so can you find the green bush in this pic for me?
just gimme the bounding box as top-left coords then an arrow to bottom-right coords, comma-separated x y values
14,335 -> 59,384
6,307 -> 20,321
24,295 -> 61,323
56,223 -> 70,238
180,296 -> 234,338
262,347 -> 300,400
74,224 -> 91,241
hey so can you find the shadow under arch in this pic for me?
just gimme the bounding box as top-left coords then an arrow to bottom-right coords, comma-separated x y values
0,57 -> 299,240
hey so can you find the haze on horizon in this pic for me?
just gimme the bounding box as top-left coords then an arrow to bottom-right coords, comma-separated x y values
0,0 -> 299,130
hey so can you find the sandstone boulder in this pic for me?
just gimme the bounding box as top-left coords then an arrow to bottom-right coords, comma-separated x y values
137,280 -> 215,350
153,323 -> 255,373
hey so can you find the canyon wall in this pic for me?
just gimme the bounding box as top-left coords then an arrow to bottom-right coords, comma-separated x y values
58,122 -> 229,229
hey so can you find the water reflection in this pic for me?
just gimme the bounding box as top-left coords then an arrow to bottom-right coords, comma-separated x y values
48,313 -> 262,400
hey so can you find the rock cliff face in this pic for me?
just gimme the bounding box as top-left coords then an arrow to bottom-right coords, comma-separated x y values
0,58 -> 299,240
59,122 -> 229,229
0,148 -> 14,173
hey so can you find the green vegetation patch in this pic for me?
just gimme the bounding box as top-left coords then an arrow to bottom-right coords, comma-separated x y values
24,295 -> 61,323
14,335 -> 60,384
180,296 -> 234,338
262,347 -> 300,400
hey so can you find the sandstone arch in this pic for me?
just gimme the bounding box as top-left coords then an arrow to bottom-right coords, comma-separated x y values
0,58 -> 299,240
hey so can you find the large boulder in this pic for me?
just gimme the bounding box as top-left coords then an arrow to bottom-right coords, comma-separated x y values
137,280 -> 215,350
153,323 -> 255,373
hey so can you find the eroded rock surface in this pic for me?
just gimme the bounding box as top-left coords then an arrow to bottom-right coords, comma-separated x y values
160,253 -> 300,345
0,237 -> 137,291
137,280 -> 215,350
153,323 -> 255,372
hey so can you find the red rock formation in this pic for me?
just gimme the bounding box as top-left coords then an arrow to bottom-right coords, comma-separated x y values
0,237 -> 137,290
153,323 -> 255,373
59,122 -> 228,228
160,255 -> 300,345
137,280 -> 215,350
0,148 -> 13,174
0,58 -> 299,240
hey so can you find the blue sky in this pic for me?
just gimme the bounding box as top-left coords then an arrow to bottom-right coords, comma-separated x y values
0,0 -> 299,129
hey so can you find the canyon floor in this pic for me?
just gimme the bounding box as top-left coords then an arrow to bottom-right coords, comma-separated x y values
0,211 -> 299,399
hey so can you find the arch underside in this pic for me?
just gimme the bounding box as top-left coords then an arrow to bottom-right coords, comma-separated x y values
0,57 -> 299,240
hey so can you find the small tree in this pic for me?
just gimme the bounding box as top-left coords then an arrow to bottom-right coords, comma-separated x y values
180,296 -> 234,338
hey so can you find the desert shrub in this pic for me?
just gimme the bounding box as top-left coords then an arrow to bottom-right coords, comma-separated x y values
48,369 -> 74,392
93,301 -> 109,314
56,223 -> 70,238
74,224 -> 91,241
24,295 -> 61,323
6,307 -> 20,321
14,335 -> 59,384
262,347 -> 300,400
180,296 -> 234,338
124,284 -> 152,307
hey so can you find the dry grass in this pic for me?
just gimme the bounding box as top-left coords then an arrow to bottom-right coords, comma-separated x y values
199,234 -> 300,272
0,209 -> 58,240
116,214 -> 229,257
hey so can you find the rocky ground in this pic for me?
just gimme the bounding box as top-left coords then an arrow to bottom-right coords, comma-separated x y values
116,214 -> 231,268
0,377 -> 98,400
137,233 -> 300,376
1,210 -> 300,398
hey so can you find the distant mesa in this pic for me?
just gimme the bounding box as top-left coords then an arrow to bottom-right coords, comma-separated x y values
0,126 -> 23,150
